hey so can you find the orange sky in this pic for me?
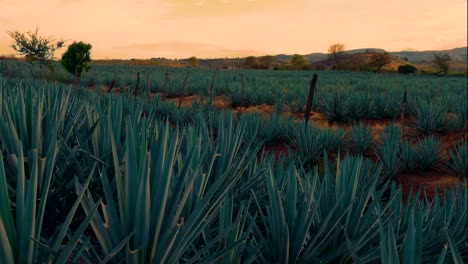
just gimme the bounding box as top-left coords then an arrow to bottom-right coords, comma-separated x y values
0,0 -> 466,59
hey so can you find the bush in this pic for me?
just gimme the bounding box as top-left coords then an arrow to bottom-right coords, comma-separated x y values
61,41 -> 92,80
398,64 -> 417,74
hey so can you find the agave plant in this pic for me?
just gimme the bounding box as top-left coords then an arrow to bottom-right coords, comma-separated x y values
251,154 -> 403,263
260,114 -> 293,145
416,135 -> 445,171
410,100 -> 448,135
399,140 -> 418,172
290,123 -> 323,166
376,124 -> 402,178
0,133 -> 98,264
378,209 -> 465,264
0,81 -> 109,263
76,114 -> 261,263
347,122 -> 374,154
318,91 -> 350,123
448,140 -> 467,178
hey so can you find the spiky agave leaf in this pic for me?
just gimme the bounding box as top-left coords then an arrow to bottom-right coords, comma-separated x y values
448,140 -> 467,178
399,140 -> 418,172
318,90 -> 350,122
415,136 -> 445,171
410,100 -> 448,135
376,124 -> 402,178
347,122 -> 374,154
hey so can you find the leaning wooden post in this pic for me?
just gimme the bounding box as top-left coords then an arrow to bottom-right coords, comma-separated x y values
304,74 -> 318,125
163,70 -> 169,100
0,59 -> 4,76
133,72 -> 140,97
109,80 -> 115,93
208,68 -> 218,108
179,71 -> 190,108
146,73 -> 150,98
400,90 -> 408,140
17,61 -> 23,78
240,73 -> 245,113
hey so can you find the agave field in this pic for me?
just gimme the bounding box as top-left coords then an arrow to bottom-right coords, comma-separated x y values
0,64 -> 467,263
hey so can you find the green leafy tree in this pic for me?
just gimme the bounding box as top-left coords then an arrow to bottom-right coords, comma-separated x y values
432,53 -> 451,74
61,41 -> 92,80
187,56 -> 199,67
291,54 -> 306,69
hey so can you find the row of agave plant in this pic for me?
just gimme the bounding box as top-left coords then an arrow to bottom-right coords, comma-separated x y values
289,121 -> 467,178
0,78 -> 467,263
2,61 -> 467,128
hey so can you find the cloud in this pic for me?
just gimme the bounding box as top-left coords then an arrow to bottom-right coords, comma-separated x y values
162,0 -> 303,18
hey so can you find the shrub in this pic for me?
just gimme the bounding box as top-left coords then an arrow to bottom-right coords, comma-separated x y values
398,64 -> 417,74
61,41 -> 92,80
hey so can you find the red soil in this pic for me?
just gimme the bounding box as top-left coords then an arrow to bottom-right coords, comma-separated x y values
395,170 -> 465,201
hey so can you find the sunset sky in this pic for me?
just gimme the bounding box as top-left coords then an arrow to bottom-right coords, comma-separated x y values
0,0 -> 466,59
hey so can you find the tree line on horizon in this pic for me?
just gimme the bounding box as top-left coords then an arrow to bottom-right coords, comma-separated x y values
0,28 -> 459,79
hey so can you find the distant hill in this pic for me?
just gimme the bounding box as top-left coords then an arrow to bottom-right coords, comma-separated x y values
390,47 -> 467,62
273,47 -> 467,63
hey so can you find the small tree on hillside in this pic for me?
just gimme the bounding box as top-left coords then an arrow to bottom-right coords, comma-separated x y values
188,56 -> 199,67
370,52 -> 392,72
8,27 -> 64,72
259,55 -> 273,69
432,53 -> 451,75
61,41 -> 92,80
291,54 -> 306,69
328,43 -> 345,69
244,56 -> 258,69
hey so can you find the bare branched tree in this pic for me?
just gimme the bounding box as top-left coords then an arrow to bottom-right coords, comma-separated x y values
370,52 -> 392,72
328,43 -> 345,69
8,27 -> 65,68
432,53 -> 451,75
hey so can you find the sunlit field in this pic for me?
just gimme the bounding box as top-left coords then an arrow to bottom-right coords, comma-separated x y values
0,61 -> 466,263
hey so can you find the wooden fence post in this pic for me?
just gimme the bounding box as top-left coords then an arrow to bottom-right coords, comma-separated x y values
133,72 -> 140,97
179,71 -> 190,108
146,73 -> 150,98
304,74 -> 318,125
109,80 -> 116,93
400,90 -> 408,140
163,70 -> 169,100
240,73 -> 245,113
208,68 -> 218,108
